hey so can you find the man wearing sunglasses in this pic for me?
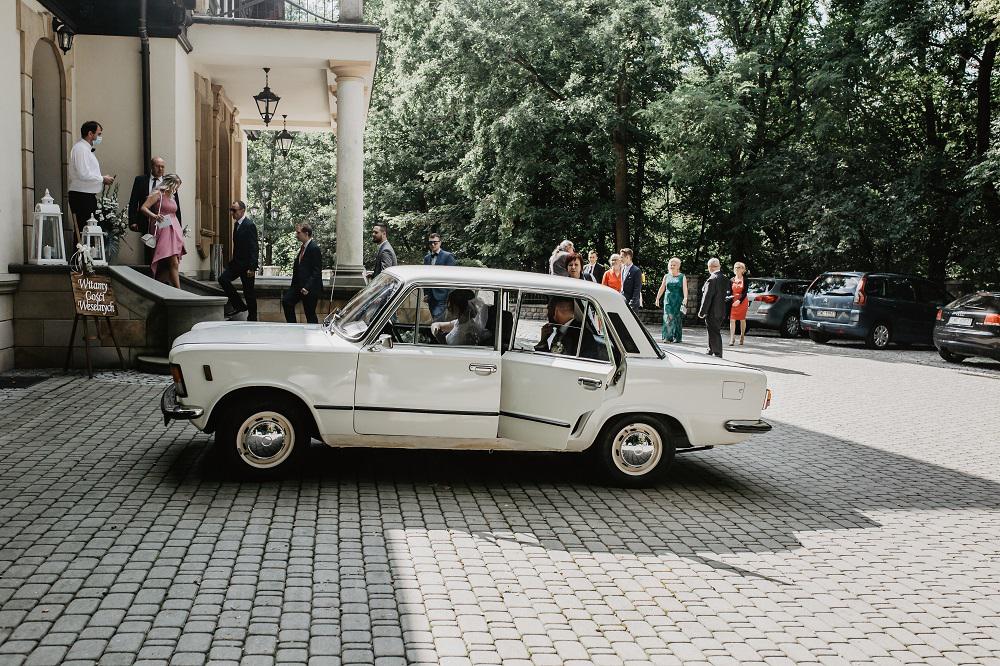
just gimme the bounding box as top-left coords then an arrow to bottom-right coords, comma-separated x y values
219,201 -> 258,320
422,232 -> 457,320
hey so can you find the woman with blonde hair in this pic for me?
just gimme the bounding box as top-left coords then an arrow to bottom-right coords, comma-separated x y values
729,261 -> 749,345
601,253 -> 623,291
140,173 -> 186,288
655,257 -> 688,342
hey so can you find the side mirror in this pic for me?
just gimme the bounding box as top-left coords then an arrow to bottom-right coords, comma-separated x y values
378,334 -> 393,350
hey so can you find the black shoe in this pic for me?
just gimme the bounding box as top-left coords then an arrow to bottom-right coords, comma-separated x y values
232,305 -> 248,314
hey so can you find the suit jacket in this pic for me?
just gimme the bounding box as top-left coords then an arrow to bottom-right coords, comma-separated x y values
534,320 -> 606,360
230,217 -> 259,271
621,264 -> 642,308
128,175 -> 181,230
583,262 -> 606,283
291,239 -> 323,294
699,271 -> 729,319
372,240 -> 397,278
423,249 -> 456,309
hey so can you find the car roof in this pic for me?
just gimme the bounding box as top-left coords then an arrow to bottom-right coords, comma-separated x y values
819,271 -> 933,281
383,265 -> 623,302
749,277 -> 808,283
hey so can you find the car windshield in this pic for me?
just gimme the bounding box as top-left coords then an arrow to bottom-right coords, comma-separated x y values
809,274 -> 860,296
329,274 -> 401,340
948,292 -> 1000,311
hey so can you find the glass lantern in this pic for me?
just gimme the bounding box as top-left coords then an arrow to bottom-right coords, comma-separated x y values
81,215 -> 108,266
29,189 -> 68,265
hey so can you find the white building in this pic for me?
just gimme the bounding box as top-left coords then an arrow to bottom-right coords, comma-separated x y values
0,0 -> 380,371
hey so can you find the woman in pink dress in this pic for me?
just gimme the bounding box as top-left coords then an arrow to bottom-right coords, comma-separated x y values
140,174 -> 186,288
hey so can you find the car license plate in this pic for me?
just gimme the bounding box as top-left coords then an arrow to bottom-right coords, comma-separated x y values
817,310 -> 836,318
948,316 -> 972,327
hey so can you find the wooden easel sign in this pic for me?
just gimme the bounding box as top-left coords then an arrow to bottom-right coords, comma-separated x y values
65,272 -> 125,378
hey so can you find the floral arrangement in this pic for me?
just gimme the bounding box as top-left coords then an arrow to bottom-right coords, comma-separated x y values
94,183 -> 130,260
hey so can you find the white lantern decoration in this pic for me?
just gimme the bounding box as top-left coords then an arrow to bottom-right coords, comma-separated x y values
29,189 -> 68,265
81,215 -> 108,266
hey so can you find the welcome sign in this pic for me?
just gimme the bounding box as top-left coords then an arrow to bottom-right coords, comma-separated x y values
70,272 -> 118,317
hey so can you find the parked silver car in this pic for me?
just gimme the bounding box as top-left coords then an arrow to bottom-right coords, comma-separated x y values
745,278 -> 810,338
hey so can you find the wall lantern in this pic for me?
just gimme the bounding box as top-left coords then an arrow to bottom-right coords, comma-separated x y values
29,189 -> 68,265
253,67 -> 280,127
275,115 -> 294,157
81,215 -> 108,266
51,17 -> 74,55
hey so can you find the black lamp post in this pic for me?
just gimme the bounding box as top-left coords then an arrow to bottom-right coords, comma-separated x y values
253,67 -> 280,127
52,17 -> 74,55
275,115 -> 294,157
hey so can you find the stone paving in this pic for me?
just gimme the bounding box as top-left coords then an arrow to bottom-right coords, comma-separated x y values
0,328 -> 999,666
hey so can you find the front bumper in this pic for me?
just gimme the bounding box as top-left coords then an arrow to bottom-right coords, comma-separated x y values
161,384 -> 204,426
724,419 -> 772,434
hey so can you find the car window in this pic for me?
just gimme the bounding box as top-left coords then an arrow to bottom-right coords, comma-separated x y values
747,279 -> 774,294
914,281 -> 949,305
780,282 -> 807,296
332,274 -> 400,340
808,274 -> 860,296
885,278 -> 915,301
511,292 -> 610,362
864,276 -> 885,298
388,286 -> 496,348
948,292 -> 1000,310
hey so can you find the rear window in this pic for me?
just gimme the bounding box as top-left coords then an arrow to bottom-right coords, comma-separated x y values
780,281 -> 807,296
948,292 -> 1000,310
808,274 -> 860,296
746,279 -> 774,294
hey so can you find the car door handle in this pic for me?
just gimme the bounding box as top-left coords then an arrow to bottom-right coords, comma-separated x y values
469,364 -> 497,376
578,377 -> 602,390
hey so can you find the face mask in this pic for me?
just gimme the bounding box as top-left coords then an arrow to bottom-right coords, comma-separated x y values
93,136 -> 103,146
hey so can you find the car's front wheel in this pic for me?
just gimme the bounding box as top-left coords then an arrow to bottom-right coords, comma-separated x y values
594,415 -> 674,487
779,312 -> 801,338
215,395 -> 310,477
938,348 -> 967,364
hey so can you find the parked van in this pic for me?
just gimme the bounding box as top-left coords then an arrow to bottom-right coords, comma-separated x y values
800,272 -> 952,349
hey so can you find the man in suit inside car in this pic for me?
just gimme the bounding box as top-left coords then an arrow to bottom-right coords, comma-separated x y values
128,156 -> 180,263
219,200 -> 259,320
283,223 -> 324,323
698,257 -> 728,357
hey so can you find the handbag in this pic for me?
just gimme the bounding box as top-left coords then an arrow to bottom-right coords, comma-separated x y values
141,193 -> 163,249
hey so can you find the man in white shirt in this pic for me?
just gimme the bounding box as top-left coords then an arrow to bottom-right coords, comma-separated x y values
67,121 -> 115,236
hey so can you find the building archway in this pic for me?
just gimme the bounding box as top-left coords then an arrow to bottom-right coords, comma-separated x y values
30,40 -> 65,229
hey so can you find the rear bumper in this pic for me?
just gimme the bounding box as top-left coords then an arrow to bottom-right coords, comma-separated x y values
800,317 -> 867,339
161,384 -> 204,426
724,419 -> 772,434
934,328 -> 1000,359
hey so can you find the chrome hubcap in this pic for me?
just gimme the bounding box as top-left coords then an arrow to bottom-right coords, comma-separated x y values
237,411 -> 294,469
611,423 -> 662,476
874,325 -> 889,347
787,315 -> 799,335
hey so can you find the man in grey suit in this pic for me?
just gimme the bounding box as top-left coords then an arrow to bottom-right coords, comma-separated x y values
422,232 -> 456,319
698,257 -> 728,357
367,222 -> 397,280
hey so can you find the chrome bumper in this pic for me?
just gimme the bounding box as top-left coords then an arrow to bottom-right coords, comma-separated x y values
724,419 -> 772,434
161,384 -> 203,426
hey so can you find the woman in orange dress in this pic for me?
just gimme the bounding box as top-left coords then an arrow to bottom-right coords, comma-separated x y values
601,253 -> 623,291
729,261 -> 749,346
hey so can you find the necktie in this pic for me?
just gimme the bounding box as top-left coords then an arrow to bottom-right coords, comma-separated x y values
298,242 -> 307,263
151,177 -> 159,192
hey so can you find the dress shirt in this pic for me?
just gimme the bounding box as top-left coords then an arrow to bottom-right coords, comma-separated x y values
149,176 -> 161,193
68,139 -> 103,194
430,251 -> 439,265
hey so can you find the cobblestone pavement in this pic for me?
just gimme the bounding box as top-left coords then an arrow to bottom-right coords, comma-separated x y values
1,328 -> 999,666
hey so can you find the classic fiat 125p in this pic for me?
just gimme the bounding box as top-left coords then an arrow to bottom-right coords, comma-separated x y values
162,266 -> 772,486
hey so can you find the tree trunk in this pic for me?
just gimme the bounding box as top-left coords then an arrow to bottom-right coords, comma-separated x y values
978,38 -> 1000,224
613,127 -> 630,252
633,142 -> 646,263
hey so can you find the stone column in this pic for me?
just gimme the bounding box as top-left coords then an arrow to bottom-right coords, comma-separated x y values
332,69 -> 367,290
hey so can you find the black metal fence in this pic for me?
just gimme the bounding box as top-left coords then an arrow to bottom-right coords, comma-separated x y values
205,0 -> 338,23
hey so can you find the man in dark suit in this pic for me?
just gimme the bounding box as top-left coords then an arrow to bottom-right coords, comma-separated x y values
620,248 -> 642,309
219,201 -> 259,320
422,232 -> 457,320
698,257 -> 727,357
583,250 -> 606,283
128,157 -> 181,263
367,223 -> 397,280
282,223 -> 324,323
534,297 -> 605,360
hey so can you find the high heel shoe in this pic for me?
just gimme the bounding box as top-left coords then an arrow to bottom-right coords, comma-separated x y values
739,338 -> 745,346
729,340 -> 735,346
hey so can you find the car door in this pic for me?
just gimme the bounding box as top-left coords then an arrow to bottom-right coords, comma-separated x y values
913,280 -> 949,343
499,291 -> 618,450
883,277 -> 919,341
354,286 -> 501,438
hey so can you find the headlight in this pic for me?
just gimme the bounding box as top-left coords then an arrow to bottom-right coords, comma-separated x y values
169,363 -> 188,398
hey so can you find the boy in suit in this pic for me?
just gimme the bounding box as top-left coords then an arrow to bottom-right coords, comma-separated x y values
283,223 -> 324,323
219,201 -> 259,320
422,232 -> 457,319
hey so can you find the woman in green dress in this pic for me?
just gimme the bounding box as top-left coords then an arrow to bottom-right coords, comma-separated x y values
655,257 -> 688,342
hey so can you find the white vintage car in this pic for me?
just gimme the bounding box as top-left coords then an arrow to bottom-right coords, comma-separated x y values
162,266 -> 772,486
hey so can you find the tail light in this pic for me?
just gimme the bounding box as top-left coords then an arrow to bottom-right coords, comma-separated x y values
854,276 -> 867,305
936,309 -> 943,321
169,363 -> 188,397
756,294 -> 779,304
985,313 -> 1000,326
763,388 -> 772,410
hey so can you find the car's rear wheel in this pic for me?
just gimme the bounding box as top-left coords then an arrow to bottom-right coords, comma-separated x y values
594,415 -> 674,487
808,331 -> 830,344
779,312 -> 801,338
938,348 -> 967,364
215,395 -> 310,477
865,322 -> 891,350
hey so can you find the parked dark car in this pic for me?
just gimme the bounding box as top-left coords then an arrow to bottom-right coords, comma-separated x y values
800,272 -> 952,349
934,291 -> 1000,363
745,278 -> 810,337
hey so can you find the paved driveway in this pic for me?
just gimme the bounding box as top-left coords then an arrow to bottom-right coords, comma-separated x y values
1,330 -> 999,665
